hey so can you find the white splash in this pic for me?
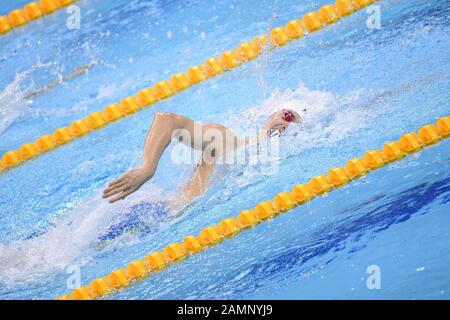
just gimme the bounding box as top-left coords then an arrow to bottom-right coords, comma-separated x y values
0,184 -> 169,286
213,83 -> 389,202
0,71 -> 32,135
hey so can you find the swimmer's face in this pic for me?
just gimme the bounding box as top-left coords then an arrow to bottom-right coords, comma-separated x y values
263,108 -> 301,137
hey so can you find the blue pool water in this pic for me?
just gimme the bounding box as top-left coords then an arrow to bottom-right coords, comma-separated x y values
0,0 -> 449,299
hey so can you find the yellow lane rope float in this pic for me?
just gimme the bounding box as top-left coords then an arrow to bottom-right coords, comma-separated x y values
0,0 -> 78,36
55,116 -> 450,300
1,0 -> 380,173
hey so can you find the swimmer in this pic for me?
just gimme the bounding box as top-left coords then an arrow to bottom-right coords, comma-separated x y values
24,60 -> 99,100
102,109 -> 301,206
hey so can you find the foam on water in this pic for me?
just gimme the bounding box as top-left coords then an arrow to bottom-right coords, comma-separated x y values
0,183 -> 173,285
0,55 -> 106,143
211,83 -> 390,201
0,70 -> 32,135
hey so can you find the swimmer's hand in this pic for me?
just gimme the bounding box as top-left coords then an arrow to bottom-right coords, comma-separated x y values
102,167 -> 152,203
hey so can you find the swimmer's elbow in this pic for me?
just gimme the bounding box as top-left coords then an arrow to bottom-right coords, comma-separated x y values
153,112 -> 175,129
154,112 -> 192,130
154,111 -> 174,122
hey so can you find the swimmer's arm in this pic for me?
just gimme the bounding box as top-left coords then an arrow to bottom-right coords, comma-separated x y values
182,158 -> 216,201
25,61 -> 99,100
141,112 -> 202,174
164,158 -> 215,213
180,123 -> 238,202
103,112 -> 201,203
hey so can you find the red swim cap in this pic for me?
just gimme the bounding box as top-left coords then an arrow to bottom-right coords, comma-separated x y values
281,109 -> 296,123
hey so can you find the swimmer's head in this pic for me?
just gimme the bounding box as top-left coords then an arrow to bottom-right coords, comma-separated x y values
261,108 -> 301,137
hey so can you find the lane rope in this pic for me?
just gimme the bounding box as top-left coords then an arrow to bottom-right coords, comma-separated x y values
55,116 -> 450,300
0,0 -> 380,173
0,0 -> 78,36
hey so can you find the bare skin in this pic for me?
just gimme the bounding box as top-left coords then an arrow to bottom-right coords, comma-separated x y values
24,61 -> 99,100
102,109 -> 300,204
